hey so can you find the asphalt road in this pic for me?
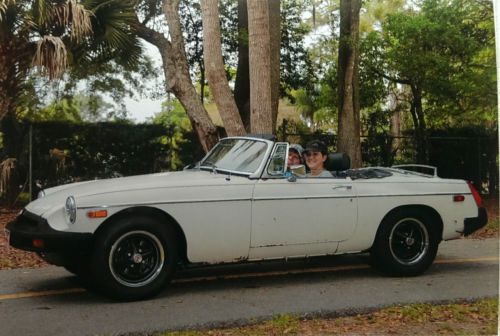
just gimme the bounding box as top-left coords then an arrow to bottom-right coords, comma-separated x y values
0,238 -> 498,336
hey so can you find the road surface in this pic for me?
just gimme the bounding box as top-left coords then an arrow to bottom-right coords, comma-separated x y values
0,238 -> 497,336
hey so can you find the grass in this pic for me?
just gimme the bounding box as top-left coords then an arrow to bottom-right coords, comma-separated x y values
154,297 -> 498,335
0,257 -> 14,269
486,216 -> 499,231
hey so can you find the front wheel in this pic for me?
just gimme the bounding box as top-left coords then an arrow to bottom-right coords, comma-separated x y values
90,215 -> 178,300
371,210 -> 439,276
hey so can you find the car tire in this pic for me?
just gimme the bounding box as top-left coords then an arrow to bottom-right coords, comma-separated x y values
90,215 -> 178,301
371,209 -> 439,276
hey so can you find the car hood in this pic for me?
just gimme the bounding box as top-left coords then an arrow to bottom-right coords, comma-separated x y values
25,170 -> 234,216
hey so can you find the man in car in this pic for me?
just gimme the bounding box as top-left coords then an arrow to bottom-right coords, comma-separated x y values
288,144 -> 304,166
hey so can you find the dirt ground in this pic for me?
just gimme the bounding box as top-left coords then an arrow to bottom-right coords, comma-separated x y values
0,197 -> 498,270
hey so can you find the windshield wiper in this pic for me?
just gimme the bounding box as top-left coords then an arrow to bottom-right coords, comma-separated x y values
183,161 -> 200,170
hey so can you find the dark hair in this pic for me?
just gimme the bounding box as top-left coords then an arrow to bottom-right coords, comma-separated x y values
304,140 -> 328,155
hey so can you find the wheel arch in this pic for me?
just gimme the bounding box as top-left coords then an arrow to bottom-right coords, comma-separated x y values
377,204 -> 444,242
94,206 -> 189,264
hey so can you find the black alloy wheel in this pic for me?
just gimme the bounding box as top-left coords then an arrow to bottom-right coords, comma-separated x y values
109,230 -> 165,287
91,215 -> 178,301
389,218 -> 429,266
371,209 -> 439,276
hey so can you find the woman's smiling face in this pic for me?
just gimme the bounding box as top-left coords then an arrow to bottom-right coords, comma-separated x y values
304,151 -> 326,172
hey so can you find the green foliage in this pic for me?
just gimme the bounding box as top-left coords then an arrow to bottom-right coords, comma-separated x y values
33,99 -> 83,123
361,108 -> 396,166
280,0 -> 315,97
365,0 -> 496,127
152,99 -> 203,171
179,0 -> 315,101
28,121 -> 167,187
268,314 -> 300,332
283,124 -> 498,193
427,126 -> 498,193
18,92 -> 126,123
1,120 -> 203,196
2,0 -> 156,124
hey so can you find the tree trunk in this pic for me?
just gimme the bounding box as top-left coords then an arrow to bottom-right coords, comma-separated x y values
235,0 -> 251,131
247,0 -> 273,134
268,0 -> 281,131
337,0 -> 362,168
488,136 -> 498,197
410,84 -> 428,163
200,0 -> 246,136
0,38 -> 20,123
0,114 -> 24,206
199,61 -> 205,104
132,1 -> 218,152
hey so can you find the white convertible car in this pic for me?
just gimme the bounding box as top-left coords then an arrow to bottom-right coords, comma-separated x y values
7,136 -> 487,300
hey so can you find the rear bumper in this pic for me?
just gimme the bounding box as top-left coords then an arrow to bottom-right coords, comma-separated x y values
6,210 -> 92,254
463,207 -> 488,236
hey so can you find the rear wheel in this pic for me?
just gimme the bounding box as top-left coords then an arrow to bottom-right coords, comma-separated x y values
90,215 -> 178,300
371,209 -> 439,276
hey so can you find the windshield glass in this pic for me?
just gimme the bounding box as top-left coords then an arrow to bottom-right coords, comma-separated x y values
200,138 -> 268,174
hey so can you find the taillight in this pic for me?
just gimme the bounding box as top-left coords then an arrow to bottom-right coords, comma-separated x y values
467,181 -> 482,207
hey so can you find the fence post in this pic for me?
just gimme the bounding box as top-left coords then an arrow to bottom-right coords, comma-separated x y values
282,119 -> 288,142
476,137 -> 482,193
29,123 -> 32,201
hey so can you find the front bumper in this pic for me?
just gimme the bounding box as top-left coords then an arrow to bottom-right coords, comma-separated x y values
463,207 -> 488,236
6,210 -> 93,254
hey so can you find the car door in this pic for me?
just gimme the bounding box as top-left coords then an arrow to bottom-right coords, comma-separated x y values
249,176 -> 357,259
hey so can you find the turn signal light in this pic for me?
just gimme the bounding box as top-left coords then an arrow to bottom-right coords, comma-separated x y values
87,210 -> 108,218
453,195 -> 465,202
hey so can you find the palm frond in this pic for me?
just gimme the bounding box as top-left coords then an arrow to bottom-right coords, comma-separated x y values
0,158 -> 16,198
0,0 -> 15,21
53,0 -> 93,41
32,35 -> 68,79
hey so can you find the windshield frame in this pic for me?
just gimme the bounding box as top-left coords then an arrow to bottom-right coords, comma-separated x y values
198,137 -> 274,177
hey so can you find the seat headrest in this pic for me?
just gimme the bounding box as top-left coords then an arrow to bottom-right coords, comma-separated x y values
325,153 -> 351,171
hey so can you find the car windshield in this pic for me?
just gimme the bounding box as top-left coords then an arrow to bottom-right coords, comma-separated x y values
200,138 -> 268,174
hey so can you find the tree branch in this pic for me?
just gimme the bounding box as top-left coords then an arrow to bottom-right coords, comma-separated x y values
372,68 -> 412,86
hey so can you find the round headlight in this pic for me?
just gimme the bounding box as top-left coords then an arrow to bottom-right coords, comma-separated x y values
37,190 -> 46,199
65,196 -> 77,224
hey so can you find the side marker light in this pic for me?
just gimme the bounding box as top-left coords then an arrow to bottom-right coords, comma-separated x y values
87,210 -> 108,218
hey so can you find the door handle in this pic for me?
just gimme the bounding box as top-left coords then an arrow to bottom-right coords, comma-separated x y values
331,185 -> 352,190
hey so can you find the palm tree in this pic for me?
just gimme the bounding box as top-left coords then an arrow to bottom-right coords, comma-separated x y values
1,0 -> 93,123
0,0 -> 143,205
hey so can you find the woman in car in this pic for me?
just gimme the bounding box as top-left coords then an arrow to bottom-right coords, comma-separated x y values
303,140 -> 333,177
